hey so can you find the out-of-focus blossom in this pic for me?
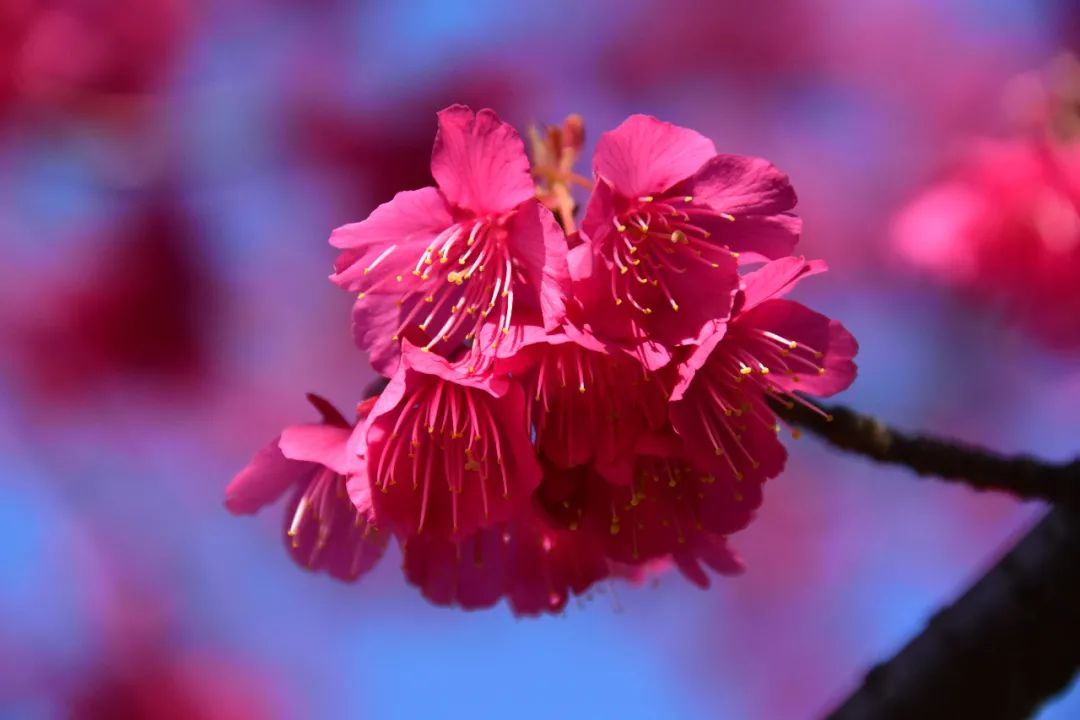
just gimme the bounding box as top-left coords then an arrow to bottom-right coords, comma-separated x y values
61,580 -> 285,720
287,70 -> 523,212
893,137 -> 1080,350
571,114 -> 800,367
2,192 -> 213,405
599,0 -> 824,94
0,0 -> 190,127
330,105 -> 569,374
67,645 -> 281,720
226,393 -> 386,582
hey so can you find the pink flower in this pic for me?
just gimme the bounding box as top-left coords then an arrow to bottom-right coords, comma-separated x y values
669,257 -> 858,483
893,138 -> 1080,350
330,105 -> 569,374
570,114 -> 801,363
225,394 -> 385,582
496,324 -> 670,469
364,342 -> 542,539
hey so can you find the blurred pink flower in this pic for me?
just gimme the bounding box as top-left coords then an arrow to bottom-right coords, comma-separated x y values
364,343 -> 542,539
226,393 -> 386,582
599,0 -> 824,96
571,114 -> 800,366
330,105 -> 569,374
3,192 -> 213,404
893,138 -> 1080,349
63,578 -> 286,720
0,0 -> 189,126
287,70 -> 523,211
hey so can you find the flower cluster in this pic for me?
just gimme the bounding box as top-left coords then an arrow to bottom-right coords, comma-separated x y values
227,106 -> 858,615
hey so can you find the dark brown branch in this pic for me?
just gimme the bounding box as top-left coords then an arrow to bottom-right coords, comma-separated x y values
826,506 -> 1080,719
771,400 -> 1080,509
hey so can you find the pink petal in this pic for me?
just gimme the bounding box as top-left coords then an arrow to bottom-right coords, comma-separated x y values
350,294 -> 416,377
282,471 -> 386,582
721,214 -> 803,264
740,256 -> 827,311
673,534 -> 745,588
278,423 -> 355,476
504,199 -> 570,332
684,153 -> 797,215
594,114 -> 717,198
419,530 -> 509,610
224,438 -> 310,515
430,105 -> 535,215
329,187 -> 453,292
578,178 -> 618,254
400,340 -> 508,397
742,300 -> 858,397
346,471 -> 376,516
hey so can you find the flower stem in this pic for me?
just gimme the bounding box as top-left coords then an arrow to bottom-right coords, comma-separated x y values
770,400 -> 1080,508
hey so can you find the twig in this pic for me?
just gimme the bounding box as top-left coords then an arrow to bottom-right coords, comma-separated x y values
826,506 -> 1080,719
771,400 -> 1080,509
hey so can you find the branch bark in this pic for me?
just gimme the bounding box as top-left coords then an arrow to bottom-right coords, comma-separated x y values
826,506 -> 1080,719
771,400 -> 1080,508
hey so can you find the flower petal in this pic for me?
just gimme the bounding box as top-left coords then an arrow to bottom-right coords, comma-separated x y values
430,105 -> 535,215
279,423 -> 355,476
594,114 -> 717,198
740,300 -> 858,397
684,153 -> 797,215
329,187 -> 453,292
740,256 -> 827,311
504,200 -> 570,332
283,471 -> 386,582
224,438 -> 310,515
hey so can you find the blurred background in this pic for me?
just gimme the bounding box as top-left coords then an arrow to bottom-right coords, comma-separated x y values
1,0 -> 1078,717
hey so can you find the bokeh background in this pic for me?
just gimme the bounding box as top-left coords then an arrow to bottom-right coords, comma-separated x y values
2,1 -> 1079,718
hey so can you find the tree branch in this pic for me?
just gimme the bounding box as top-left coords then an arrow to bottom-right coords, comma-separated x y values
826,506 -> 1080,719
771,400 -> 1080,508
